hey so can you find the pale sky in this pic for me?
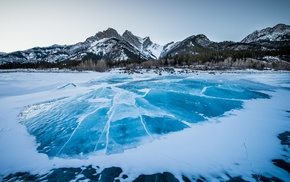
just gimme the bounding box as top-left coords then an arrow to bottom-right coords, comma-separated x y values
0,0 -> 289,53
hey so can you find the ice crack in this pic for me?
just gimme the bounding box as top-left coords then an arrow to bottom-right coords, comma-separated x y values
243,138 -> 254,173
105,107 -> 115,154
138,108 -> 153,140
55,107 -> 101,157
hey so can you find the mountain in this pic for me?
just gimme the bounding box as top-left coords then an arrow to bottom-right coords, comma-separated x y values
80,28 -> 142,61
0,28 -> 163,65
240,24 -> 290,48
164,24 -> 290,57
81,28 -> 164,61
0,24 -> 290,67
164,34 -> 213,57
122,30 -> 163,59
241,24 -> 290,43
163,34 -> 264,57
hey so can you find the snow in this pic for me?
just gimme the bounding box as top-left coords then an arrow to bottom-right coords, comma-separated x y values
263,55 -> 280,62
133,37 -> 163,59
145,43 -> 164,59
189,41 -> 195,47
160,41 -> 180,58
88,38 -> 114,56
241,24 -> 290,43
0,69 -> 289,181
122,30 -> 164,59
89,38 -> 109,48
116,50 -> 129,61
256,30 -> 288,41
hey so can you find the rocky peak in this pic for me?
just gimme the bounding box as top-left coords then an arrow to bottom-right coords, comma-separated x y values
142,36 -> 153,48
122,30 -> 134,37
241,24 -> 290,43
194,34 -> 210,41
122,30 -> 142,49
194,34 -> 212,47
273,24 -> 290,32
86,28 -> 121,42
95,28 -> 121,39
86,28 -> 122,42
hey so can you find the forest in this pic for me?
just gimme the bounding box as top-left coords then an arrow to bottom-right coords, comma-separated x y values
1,48 -> 290,71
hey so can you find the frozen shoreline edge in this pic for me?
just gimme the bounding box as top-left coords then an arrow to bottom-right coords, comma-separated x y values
0,67 -> 290,74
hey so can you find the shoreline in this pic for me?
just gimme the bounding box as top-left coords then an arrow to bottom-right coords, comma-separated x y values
0,67 -> 290,74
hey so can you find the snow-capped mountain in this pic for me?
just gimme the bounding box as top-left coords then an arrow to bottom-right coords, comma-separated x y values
162,34 -> 258,57
164,24 -> 290,57
0,24 -> 289,66
241,24 -> 290,43
84,28 -> 164,60
163,35 -> 209,57
0,28 -> 163,65
122,30 -> 163,59
0,44 -> 72,65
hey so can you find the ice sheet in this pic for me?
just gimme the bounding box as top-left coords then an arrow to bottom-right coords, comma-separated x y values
0,69 -> 289,181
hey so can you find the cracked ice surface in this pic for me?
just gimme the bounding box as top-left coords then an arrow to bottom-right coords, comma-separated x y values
18,74 -> 271,158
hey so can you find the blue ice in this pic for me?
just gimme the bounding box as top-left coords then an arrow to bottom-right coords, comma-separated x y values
19,75 -> 271,158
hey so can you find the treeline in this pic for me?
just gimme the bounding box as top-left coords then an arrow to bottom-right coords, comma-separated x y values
0,60 -> 81,69
1,48 -> 290,71
168,48 -> 290,66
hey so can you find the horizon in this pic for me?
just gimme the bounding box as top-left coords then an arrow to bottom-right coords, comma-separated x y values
1,0 -> 290,53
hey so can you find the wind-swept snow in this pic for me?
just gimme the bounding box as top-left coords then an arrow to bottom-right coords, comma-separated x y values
0,69 -> 289,181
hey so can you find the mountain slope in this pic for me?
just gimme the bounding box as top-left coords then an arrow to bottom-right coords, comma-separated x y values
0,24 -> 290,66
162,34 -> 264,57
163,24 -> 290,57
164,35 -> 210,57
0,28 -> 159,65
122,30 -> 163,59
241,24 -> 290,43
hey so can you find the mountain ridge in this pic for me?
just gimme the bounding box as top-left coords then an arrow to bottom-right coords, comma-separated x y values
241,24 -> 290,43
0,24 -> 289,66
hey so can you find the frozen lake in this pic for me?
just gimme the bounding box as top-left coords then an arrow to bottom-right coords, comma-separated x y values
0,69 -> 289,181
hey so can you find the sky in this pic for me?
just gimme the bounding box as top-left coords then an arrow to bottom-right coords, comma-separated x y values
0,0 -> 290,53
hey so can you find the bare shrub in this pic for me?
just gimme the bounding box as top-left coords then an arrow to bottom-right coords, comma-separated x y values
141,60 -> 153,68
74,59 -> 108,72
95,60 -> 108,72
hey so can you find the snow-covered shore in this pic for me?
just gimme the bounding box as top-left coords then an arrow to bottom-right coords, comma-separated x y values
0,69 -> 289,181
1,67 -> 290,74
